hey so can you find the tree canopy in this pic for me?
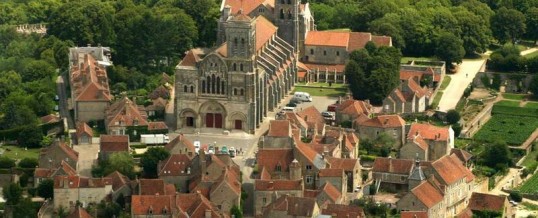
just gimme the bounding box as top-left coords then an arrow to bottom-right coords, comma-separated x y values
140,147 -> 170,178
491,7 -> 527,44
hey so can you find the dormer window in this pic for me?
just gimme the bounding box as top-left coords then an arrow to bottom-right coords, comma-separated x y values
134,119 -> 138,126
306,165 -> 312,170
276,165 -> 282,172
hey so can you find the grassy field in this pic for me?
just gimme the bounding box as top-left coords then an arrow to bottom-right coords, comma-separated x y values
293,86 -> 348,97
431,91 -> 443,107
0,145 -> 40,160
521,144 -> 538,168
519,173 -> 538,194
502,93 -> 527,100
524,102 -> 538,109
401,56 -> 436,64
495,100 -> 521,107
439,76 -> 451,90
473,115 -> 538,145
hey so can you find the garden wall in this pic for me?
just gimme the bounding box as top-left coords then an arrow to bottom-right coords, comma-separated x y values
473,72 -> 535,93
462,104 -> 493,138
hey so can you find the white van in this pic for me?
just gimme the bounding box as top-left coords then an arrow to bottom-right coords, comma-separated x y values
282,107 -> 296,112
292,92 -> 312,102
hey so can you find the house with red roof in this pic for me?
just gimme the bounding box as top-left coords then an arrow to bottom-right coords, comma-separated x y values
400,60 -> 446,88
464,192 -> 513,218
105,97 -> 148,136
164,134 -> 196,159
158,154 -> 193,192
400,123 -> 454,161
75,122 -> 93,144
39,141 -> 79,170
69,51 -> 112,122
99,135 -> 129,161
105,171 -> 132,203
321,204 -> 366,218
262,195 -> 321,218
53,175 -> 112,209
66,206 -> 93,218
334,98 -> 373,125
383,77 -> 431,114
34,160 -> 77,188
355,114 -> 407,149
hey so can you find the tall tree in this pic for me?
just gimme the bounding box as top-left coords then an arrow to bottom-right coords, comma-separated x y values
105,152 -> 136,179
453,8 -> 492,55
481,140 -> 512,171
140,147 -> 170,178
2,183 -> 23,205
435,32 -> 465,68
525,7 -> 538,44
491,7 -> 526,44
37,179 -> 54,199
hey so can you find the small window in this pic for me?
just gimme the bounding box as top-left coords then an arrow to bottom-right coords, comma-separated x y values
310,49 -> 314,55
184,85 -> 188,92
306,165 -> 312,170
234,38 -> 238,46
263,197 -> 267,203
234,88 -> 238,95
190,86 -> 194,93
240,89 -> 244,96
202,81 -> 206,93
276,165 -> 282,172
306,175 -> 313,184
323,50 -> 327,56
336,51 -> 340,56
240,63 -> 244,71
233,63 -> 237,71
258,8 -> 264,13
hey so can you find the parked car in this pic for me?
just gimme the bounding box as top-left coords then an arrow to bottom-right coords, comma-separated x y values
221,145 -> 228,154
208,145 -> 215,154
229,147 -> 236,157
321,111 -> 334,119
292,92 -> 312,102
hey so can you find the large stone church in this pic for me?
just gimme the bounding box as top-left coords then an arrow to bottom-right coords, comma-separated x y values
175,0 -> 391,134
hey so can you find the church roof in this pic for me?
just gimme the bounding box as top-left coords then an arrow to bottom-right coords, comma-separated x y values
222,0 -> 267,15
255,16 -> 277,51
305,30 -> 392,52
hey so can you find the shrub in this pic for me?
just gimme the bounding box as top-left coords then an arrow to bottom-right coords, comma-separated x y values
18,158 -> 38,168
446,109 -> 460,124
0,157 -> 16,169
510,192 -> 523,202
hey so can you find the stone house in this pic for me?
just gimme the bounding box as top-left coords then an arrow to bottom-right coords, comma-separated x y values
146,97 -> 167,118
318,168 -> 347,198
262,120 -> 295,149
262,195 -> 320,218
206,168 -> 241,213
400,60 -> 446,88
131,195 -> 174,218
321,204 -> 366,217
254,180 -> 304,216
164,134 -> 196,159
158,154 -> 193,192
304,182 -> 343,207
372,157 -> 414,192
105,97 -> 148,135
53,175 -> 112,209
355,115 -> 406,149
106,171 -> 132,203
39,141 -> 79,170
147,121 -> 168,133
335,99 -> 372,125
257,149 -> 295,179
135,179 -> 176,196
148,85 -> 170,100
131,192 -> 224,218
282,112 -> 309,138
465,192 -> 514,218
297,106 -> 326,136
34,161 -> 77,188
99,135 -> 129,161
66,207 -> 94,218
75,122 -> 93,145
400,123 -> 454,161
396,178 -> 446,218
326,157 -> 361,193
69,48 -> 112,122
383,77 -> 430,114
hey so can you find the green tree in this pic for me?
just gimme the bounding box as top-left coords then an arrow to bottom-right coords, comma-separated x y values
446,109 -> 461,124
489,43 -> 524,72
0,157 -> 16,169
13,197 -> 38,218
530,75 -> 538,98
37,179 -> 54,199
435,32 -> 465,68
345,42 -> 401,105
481,141 -> 512,171
18,158 -> 38,168
105,152 -> 136,179
19,60 -> 56,83
0,71 -> 22,101
17,124 -> 44,148
2,183 -> 23,205
525,7 -> 538,44
454,8 -> 492,55
230,205 -> 243,218
140,147 -> 170,178
352,0 -> 399,31
0,93 -> 38,130
491,7 -> 527,44
47,1 -> 116,46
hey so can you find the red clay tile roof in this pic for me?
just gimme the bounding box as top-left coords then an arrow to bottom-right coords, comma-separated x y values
131,195 -> 173,216
407,123 -> 450,141
468,192 -> 506,212
456,207 -> 474,218
148,121 -> 168,131
411,180 -> 444,208
216,42 -> 228,57
304,62 -> 346,73
76,122 -> 93,138
297,61 -> 310,71
159,154 -> 192,177
259,167 -> 271,180
326,157 -> 359,171
257,149 -> 294,175
320,182 -> 341,202
322,204 -> 365,218
357,115 -> 405,128
319,168 -> 344,177
306,31 -> 350,47
105,97 -> 148,128
401,211 -> 428,218
372,158 -> 414,175
59,160 -> 77,177
165,134 -> 195,154
294,138 -> 321,166
106,171 -> 129,191
70,54 -> 111,102
54,175 -> 80,188
409,135 -> 429,151
41,114 -> 60,124
263,195 -> 317,216
139,179 -> 167,195
54,175 -> 111,189
371,35 -> 392,47
222,0 -> 266,15
297,71 -> 307,78
451,148 -> 473,163
337,99 -> 371,117
297,106 -> 325,133
66,207 -> 93,218
431,154 -> 474,185
406,78 -> 428,98
179,48 -> 204,67
255,179 -> 303,191
211,168 -> 241,196
400,70 -> 426,81
148,85 -> 170,100
255,16 -> 277,51
285,112 -> 308,130
34,168 -> 53,178
99,135 -> 129,152
347,32 -> 372,51
175,192 -> 223,217
49,141 -> 79,162
267,120 -> 291,137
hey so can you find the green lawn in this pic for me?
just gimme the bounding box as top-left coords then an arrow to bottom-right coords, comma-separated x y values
431,91 -> 443,108
293,86 -> 348,97
521,144 -> 538,168
495,100 -> 521,107
0,145 -> 40,160
473,115 -> 538,145
439,76 -> 451,90
524,102 -> 538,109
401,56 -> 436,64
295,82 -> 347,89
524,50 -> 538,59
502,93 -> 527,100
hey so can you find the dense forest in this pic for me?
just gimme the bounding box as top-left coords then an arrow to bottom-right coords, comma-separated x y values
1,0 -> 538,136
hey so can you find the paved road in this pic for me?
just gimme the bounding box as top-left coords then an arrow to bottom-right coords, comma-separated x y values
437,59 -> 486,112
73,142 -> 99,177
56,75 -> 75,129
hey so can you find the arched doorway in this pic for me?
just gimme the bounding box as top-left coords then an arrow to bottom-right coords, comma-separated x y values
179,109 -> 197,128
199,101 -> 227,129
229,112 -> 247,130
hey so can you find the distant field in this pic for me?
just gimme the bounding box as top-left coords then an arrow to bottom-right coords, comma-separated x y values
494,100 -> 520,107
519,173 -> 538,194
492,105 -> 538,118
502,93 -> 527,100
473,115 -> 538,145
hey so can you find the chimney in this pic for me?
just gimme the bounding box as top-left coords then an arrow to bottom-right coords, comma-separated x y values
205,209 -> 211,218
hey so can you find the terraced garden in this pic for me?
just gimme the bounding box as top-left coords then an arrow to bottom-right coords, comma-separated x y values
473,115 -> 538,145
518,173 -> 538,194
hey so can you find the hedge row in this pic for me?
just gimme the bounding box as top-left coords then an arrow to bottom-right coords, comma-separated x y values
492,105 -> 538,118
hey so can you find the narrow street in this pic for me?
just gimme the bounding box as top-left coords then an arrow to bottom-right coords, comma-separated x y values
437,59 -> 486,112
56,75 -> 74,129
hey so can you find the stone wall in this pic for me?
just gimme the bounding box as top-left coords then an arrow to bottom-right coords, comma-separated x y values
461,103 -> 493,138
473,72 -> 535,93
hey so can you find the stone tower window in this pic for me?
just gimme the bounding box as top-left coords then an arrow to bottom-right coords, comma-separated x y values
280,9 -> 284,19
323,50 -> 327,56
241,38 -> 245,46
216,77 -> 221,94
310,49 -> 314,55
288,10 -> 292,19
240,89 -> 244,96
184,85 -> 188,93
336,51 -> 340,56
234,88 -> 238,95
202,80 -> 206,93
240,63 -> 244,71
190,86 -> 194,93
221,81 -> 225,94
211,74 -> 216,94
207,76 -> 211,93
233,63 -> 237,71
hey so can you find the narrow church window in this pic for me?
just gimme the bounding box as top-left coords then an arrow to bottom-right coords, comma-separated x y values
323,50 -> 327,56
211,74 -> 216,94
234,38 -> 238,47
240,63 -> 244,71
310,49 -> 314,55
221,81 -> 226,94
190,86 -> 194,93
288,10 -> 292,19
241,38 -> 245,46
184,85 -> 188,93
233,63 -> 237,71
280,9 -> 284,19
234,88 -> 238,95
202,81 -> 206,93
216,77 -> 221,94
207,76 -> 211,93
240,89 -> 244,96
